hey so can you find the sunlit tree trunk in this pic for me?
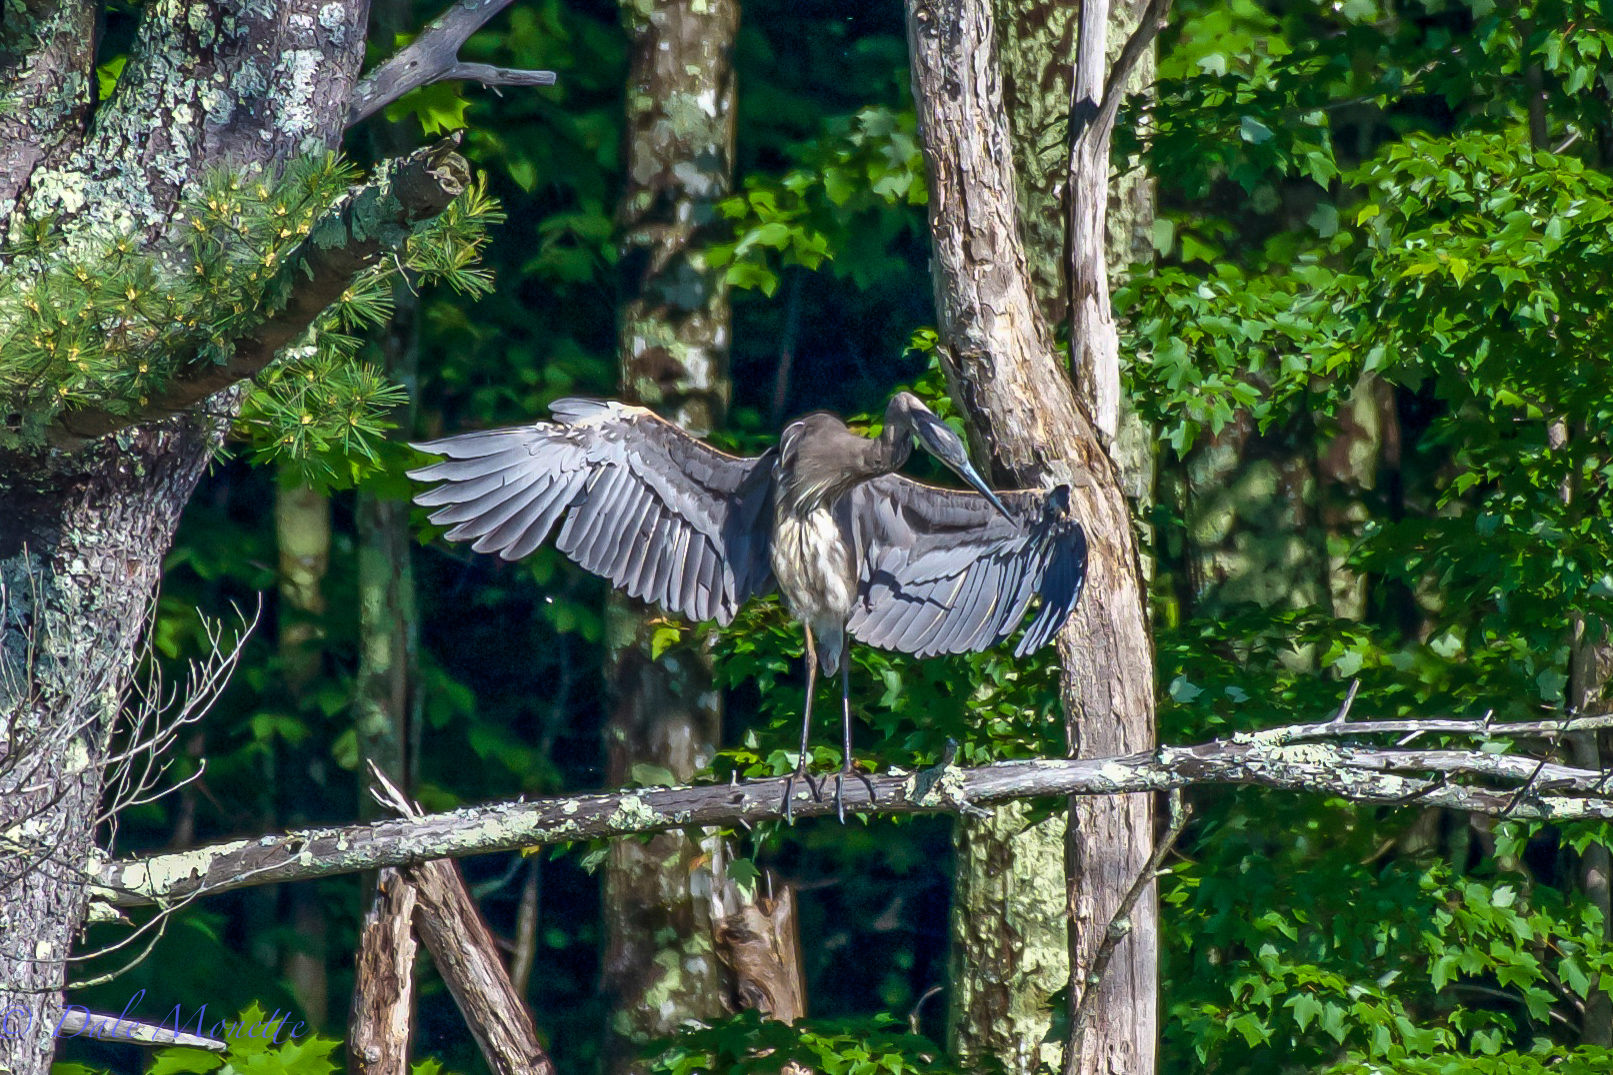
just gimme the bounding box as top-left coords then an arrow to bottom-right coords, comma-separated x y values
600,0 -> 750,1066
0,5 -> 368,1071
943,3 -> 1157,1072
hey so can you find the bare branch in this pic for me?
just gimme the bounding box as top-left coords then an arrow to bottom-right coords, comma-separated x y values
370,764 -> 557,1075
48,140 -> 471,447
347,0 -> 556,128
56,1006 -> 227,1051
1080,0 -> 1173,154
1069,789 -> 1189,1054
92,717 -> 1613,910
349,868 -> 418,1075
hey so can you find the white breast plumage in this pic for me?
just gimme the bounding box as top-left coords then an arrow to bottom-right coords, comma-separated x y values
770,506 -> 856,640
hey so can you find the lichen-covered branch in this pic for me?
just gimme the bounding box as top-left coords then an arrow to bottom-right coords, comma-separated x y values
49,141 -> 470,447
92,713 -> 1613,909
347,0 -> 556,127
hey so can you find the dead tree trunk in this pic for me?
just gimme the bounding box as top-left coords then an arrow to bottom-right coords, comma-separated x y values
904,0 -> 1161,1071
944,3 -> 1160,1070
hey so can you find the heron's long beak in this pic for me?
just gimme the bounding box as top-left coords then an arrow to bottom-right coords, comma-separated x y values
908,406 -> 1013,519
957,458 -> 1012,518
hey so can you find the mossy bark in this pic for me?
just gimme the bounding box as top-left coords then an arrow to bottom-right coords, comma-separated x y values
0,4 -> 367,1071
601,0 -> 744,1066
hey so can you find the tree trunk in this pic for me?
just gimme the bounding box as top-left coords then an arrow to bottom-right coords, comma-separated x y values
945,4 -> 1160,1070
601,0 -> 747,1065
1,422 -> 225,1075
0,4 -> 368,1071
905,2 -> 1158,1073
276,478 -> 334,1023
355,0 -> 426,809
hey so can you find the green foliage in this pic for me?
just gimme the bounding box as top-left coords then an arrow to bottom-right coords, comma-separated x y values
241,174 -> 502,483
645,1011 -> 979,1075
0,155 -> 499,486
709,105 -> 927,295
0,156 -> 351,443
146,1003 -> 339,1075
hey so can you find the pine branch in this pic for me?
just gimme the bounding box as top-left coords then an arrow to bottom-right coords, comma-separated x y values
48,139 -> 470,447
347,0 -> 556,128
91,713 -> 1613,910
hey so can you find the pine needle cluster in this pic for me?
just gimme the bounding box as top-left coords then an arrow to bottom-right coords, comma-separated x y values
240,169 -> 501,479
0,152 -> 501,477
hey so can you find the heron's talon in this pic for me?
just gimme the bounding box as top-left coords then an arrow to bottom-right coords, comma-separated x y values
781,765 -> 825,824
831,764 -> 877,823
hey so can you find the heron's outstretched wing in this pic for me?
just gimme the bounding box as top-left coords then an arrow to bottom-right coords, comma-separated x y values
844,475 -> 1086,659
408,399 -> 776,625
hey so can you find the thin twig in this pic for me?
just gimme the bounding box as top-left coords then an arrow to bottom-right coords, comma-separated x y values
1068,789 -> 1190,1054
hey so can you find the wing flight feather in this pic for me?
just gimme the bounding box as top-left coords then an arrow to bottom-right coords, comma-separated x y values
409,399 -> 776,625
845,474 -> 1087,659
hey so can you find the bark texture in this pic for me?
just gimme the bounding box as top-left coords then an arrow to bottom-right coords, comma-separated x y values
948,803 -> 1069,1073
348,868 -> 418,1075
602,0 -> 754,1064
0,4 -> 370,1072
904,1 -> 1158,1072
407,857 -> 557,1075
947,3 -> 1160,1069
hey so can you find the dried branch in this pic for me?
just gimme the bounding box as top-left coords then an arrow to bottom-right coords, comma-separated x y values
48,140 -> 470,447
90,714 -> 1613,910
347,0 -> 556,128
1068,789 -> 1189,1054
370,766 -> 557,1075
56,1005 -> 227,1051
348,868 -> 418,1075
1072,0 -> 1173,154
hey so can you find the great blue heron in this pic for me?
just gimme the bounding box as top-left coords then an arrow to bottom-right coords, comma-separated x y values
407,392 -> 1088,819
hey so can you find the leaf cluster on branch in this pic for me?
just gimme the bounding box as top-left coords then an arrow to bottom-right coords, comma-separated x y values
0,151 -> 501,482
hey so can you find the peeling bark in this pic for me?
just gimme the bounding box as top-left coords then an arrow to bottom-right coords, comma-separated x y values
903,1 -> 1158,1072
348,868 -> 418,1075
948,2 -> 1160,1068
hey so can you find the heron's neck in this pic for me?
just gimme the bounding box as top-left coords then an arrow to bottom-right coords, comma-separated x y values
874,410 -> 914,473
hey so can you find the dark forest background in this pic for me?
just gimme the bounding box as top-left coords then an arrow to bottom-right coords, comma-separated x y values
59,0 -> 1613,1072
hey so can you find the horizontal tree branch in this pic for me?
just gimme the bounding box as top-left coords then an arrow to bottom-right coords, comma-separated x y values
91,713 -> 1613,910
57,1006 -> 226,1051
347,0 -> 556,127
49,139 -> 470,448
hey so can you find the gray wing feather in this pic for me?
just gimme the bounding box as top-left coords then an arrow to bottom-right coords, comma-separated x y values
409,399 -> 776,625
845,475 -> 1087,658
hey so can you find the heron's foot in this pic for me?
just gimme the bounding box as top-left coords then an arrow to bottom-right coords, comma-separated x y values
781,764 -> 824,824
832,762 -> 878,824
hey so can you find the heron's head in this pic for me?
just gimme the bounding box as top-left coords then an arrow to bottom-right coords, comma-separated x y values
888,393 -> 1011,518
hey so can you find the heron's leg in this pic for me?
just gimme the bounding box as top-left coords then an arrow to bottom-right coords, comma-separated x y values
833,655 -> 877,823
782,628 -> 823,823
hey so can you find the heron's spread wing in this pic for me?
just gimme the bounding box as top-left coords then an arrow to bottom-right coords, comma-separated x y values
844,474 -> 1087,659
408,399 -> 776,625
